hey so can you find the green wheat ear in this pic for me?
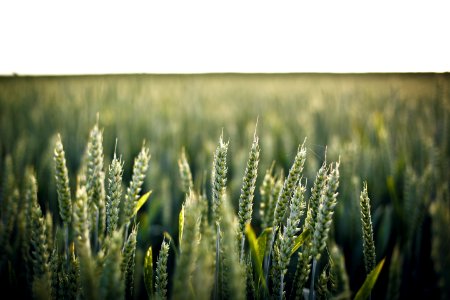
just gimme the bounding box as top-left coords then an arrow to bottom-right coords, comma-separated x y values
312,161 -> 340,260
273,139 -> 307,230
329,243 -> 350,298
211,132 -> 229,225
304,160 -> 328,234
73,186 -> 90,251
100,230 -> 125,300
269,141 -> 306,295
178,147 -> 194,194
86,122 -> 106,242
26,171 -> 52,298
360,182 -> 376,274
67,244 -> 80,300
317,263 -> 331,299
274,180 -> 307,299
106,147 -> 124,236
155,239 -> 170,300
219,198 -> 246,300
291,158 -> 328,296
73,184 -> 98,300
122,224 -> 138,299
123,143 -> 151,227
54,134 -> 72,225
259,162 -> 275,229
237,130 -> 260,261
172,191 -> 201,300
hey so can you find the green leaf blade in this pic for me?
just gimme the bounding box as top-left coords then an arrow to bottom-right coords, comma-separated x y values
245,224 -> 267,290
256,227 -> 272,264
354,257 -> 386,300
290,228 -> 310,257
133,191 -> 152,217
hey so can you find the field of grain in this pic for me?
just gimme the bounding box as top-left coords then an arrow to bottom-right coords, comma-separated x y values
0,73 -> 449,299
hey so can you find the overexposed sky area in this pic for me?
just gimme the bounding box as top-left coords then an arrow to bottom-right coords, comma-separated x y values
1,1 -> 449,75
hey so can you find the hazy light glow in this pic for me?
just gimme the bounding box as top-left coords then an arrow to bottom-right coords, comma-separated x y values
1,1 -> 449,75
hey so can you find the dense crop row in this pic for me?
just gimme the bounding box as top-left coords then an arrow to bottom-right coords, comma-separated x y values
0,74 -> 449,299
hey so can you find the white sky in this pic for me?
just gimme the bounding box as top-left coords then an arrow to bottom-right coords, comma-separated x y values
1,1 -> 449,75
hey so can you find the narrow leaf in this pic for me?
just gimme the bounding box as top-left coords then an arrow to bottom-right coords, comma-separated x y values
354,257 -> 386,300
256,227 -> 272,265
144,246 -> 154,298
245,224 -> 267,290
133,191 -> 152,217
290,228 -> 310,256
179,204 -> 185,248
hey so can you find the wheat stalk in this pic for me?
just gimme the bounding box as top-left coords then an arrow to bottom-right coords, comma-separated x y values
237,130 -> 260,262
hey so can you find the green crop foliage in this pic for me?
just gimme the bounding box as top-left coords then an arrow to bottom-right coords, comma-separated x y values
0,74 -> 448,299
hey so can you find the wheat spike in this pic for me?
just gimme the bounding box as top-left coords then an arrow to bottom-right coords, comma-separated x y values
360,182 -> 376,274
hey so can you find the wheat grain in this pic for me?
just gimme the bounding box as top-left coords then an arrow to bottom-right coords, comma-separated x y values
106,150 -> 124,236
100,230 -> 125,300
211,133 -> 229,225
86,123 -> 106,242
178,147 -> 194,194
275,180 -> 307,299
237,131 -> 260,261
54,134 -> 72,225
273,140 -> 307,230
360,182 -> 376,274
259,163 -> 275,229
312,162 -> 340,260
122,225 -> 138,299
155,239 -> 169,300
123,144 -> 150,227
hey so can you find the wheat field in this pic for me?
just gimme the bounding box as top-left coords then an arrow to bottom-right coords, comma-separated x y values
0,73 -> 449,299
